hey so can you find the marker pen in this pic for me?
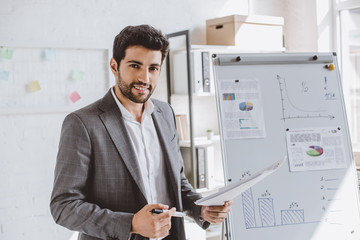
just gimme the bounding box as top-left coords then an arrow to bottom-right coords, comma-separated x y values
151,209 -> 185,218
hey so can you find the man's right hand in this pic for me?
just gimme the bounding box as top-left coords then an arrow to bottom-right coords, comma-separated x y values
130,203 -> 176,238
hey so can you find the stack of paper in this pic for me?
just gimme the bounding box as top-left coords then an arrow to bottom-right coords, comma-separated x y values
175,114 -> 190,141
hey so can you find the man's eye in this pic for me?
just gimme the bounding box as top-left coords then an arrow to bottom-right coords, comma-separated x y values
129,64 -> 139,69
150,67 -> 159,72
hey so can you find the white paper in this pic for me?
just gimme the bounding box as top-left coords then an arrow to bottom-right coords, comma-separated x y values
219,78 -> 266,140
286,127 -> 347,172
195,156 -> 286,206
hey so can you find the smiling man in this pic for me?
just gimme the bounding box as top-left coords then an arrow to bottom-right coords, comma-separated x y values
112,45 -> 160,122
50,25 -> 232,240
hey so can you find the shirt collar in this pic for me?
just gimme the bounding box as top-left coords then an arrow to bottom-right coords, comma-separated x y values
111,87 -> 154,121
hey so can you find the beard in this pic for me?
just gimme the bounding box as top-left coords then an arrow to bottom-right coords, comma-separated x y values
117,72 -> 154,104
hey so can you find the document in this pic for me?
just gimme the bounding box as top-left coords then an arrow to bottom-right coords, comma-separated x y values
218,78 -> 266,140
195,156 -> 286,206
286,127 -> 347,172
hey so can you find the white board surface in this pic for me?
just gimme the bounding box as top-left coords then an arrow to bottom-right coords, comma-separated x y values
213,53 -> 360,240
0,47 -> 110,114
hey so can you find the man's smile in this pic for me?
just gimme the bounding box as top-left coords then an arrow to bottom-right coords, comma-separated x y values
132,83 -> 151,94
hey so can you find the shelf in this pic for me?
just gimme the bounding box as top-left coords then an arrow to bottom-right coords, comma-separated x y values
206,224 -> 222,239
196,186 -> 222,195
180,135 -> 220,147
170,93 -> 216,98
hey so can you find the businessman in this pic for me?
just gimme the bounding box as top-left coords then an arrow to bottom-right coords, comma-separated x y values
50,25 -> 232,240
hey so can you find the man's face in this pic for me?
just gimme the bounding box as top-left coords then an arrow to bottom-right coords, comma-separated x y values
115,45 -> 162,104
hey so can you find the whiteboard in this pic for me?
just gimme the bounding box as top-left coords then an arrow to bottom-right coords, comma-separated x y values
0,46 -> 111,114
213,53 -> 360,240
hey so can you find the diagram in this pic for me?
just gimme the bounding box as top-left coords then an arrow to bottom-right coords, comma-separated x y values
241,188 -> 318,229
277,74 -> 335,121
241,174 -> 345,230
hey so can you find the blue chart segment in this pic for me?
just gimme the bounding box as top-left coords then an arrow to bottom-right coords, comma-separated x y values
242,188 -> 257,228
281,210 -> 305,225
259,198 -> 276,227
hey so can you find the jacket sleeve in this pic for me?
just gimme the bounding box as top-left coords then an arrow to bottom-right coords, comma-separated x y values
50,113 -> 133,240
167,104 -> 211,230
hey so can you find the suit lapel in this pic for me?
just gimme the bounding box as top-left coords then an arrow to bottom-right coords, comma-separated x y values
98,90 -> 147,202
152,105 -> 181,208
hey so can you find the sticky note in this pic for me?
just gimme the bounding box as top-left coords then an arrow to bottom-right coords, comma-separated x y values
0,47 -> 14,60
0,70 -> 10,81
43,48 -> 56,61
27,80 -> 41,93
71,70 -> 84,81
69,91 -> 81,103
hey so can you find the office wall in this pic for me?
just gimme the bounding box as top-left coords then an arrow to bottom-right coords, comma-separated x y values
283,0 -> 319,51
0,0 -> 328,239
316,0 -> 335,52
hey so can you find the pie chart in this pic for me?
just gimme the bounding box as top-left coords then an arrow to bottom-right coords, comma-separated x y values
306,146 -> 323,157
239,102 -> 254,111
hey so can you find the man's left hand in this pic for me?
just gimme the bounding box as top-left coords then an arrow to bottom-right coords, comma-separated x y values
200,200 -> 233,224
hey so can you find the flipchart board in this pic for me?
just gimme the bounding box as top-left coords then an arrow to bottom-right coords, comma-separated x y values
212,53 -> 360,240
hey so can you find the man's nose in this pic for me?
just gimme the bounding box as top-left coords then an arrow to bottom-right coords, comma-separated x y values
137,69 -> 150,84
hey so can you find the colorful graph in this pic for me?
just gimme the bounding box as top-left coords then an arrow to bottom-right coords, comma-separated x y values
223,93 -> 235,101
239,102 -> 254,111
306,146 -> 324,157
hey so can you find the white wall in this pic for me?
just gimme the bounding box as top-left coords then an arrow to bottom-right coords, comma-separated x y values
250,0 -> 324,52
316,0 -> 335,52
283,0 -> 319,52
0,0 -> 331,239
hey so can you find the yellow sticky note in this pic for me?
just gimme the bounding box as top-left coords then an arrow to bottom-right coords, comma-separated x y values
27,80 -> 41,93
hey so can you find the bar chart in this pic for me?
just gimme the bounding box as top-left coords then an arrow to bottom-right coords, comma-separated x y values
242,188 -> 308,229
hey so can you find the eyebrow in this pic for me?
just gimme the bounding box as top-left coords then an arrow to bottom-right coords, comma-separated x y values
126,60 -> 160,67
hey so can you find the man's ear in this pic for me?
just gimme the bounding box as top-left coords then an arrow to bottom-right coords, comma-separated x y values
110,58 -> 118,77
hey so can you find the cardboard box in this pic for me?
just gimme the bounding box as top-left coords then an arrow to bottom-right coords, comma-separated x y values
206,15 -> 284,51
353,152 -> 360,170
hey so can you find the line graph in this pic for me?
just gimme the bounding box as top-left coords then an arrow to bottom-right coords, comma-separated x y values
277,74 -> 334,121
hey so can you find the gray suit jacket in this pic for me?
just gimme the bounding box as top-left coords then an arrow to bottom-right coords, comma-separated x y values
50,90 -> 209,240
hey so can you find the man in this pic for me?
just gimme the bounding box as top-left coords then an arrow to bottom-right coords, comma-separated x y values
50,25 -> 232,240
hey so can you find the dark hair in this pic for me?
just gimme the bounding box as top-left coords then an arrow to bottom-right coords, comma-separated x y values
112,25 -> 169,68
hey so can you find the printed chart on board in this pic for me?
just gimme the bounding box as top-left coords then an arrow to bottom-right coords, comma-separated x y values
219,78 -> 266,139
213,53 -> 360,240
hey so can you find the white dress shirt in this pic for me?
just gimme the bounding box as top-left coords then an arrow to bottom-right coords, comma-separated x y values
111,88 -> 169,239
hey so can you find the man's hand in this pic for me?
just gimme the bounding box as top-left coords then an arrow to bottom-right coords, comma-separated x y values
200,200 -> 233,224
131,203 -> 176,238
